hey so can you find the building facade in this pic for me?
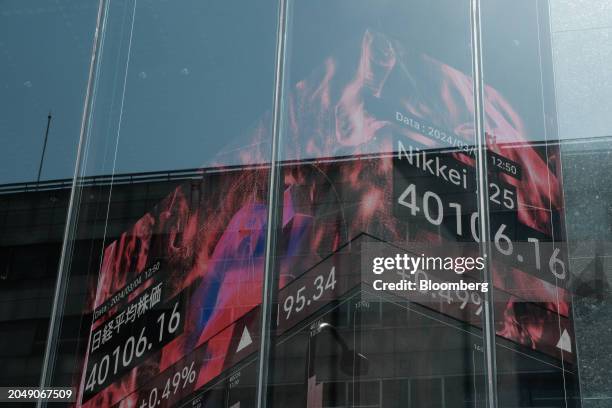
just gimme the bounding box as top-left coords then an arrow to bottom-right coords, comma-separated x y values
1,0 -> 612,407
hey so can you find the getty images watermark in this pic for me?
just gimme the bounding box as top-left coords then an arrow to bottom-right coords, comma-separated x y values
371,252 -> 488,292
361,242 -> 489,297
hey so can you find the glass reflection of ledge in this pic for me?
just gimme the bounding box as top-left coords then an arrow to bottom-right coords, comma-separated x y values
1,135 -> 609,196
0,165 -> 261,195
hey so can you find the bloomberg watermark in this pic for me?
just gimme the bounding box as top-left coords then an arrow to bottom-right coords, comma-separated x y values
361,242 -> 490,298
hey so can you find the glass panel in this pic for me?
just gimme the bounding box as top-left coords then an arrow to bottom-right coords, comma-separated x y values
0,0 -> 98,390
480,0 -> 605,406
551,2 -> 612,406
262,1 -> 493,407
42,1 -> 279,407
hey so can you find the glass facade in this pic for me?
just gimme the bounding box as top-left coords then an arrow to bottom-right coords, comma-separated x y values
1,1 -> 611,407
